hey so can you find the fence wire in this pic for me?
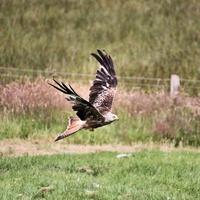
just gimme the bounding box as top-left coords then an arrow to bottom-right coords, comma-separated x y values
0,67 -> 199,91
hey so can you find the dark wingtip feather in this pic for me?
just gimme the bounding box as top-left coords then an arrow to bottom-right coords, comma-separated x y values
68,84 -> 79,96
91,49 -> 109,67
97,49 -> 106,60
61,82 -> 72,94
48,82 -> 67,94
49,79 -> 74,95
97,49 -> 103,54
91,52 -> 104,66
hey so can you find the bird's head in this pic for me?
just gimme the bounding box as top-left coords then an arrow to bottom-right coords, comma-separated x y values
112,114 -> 119,121
105,113 -> 119,123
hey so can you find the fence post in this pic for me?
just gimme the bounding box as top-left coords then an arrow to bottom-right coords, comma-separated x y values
170,74 -> 180,103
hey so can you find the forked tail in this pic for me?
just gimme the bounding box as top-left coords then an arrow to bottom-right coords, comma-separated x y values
55,117 -> 85,141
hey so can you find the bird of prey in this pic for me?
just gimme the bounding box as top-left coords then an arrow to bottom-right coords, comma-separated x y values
49,50 -> 118,141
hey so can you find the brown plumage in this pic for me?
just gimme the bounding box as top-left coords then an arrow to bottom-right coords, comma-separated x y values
49,50 -> 118,141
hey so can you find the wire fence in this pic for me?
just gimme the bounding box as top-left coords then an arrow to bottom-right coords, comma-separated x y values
0,67 -> 200,92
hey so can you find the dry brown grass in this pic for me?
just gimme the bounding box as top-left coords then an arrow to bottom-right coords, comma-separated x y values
0,79 -> 66,114
1,79 -> 199,115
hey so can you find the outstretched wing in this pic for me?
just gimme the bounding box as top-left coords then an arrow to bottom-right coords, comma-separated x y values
48,79 -> 104,121
89,50 -> 117,112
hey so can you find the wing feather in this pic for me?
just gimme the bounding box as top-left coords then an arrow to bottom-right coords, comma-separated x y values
49,79 -> 104,121
89,50 -> 117,112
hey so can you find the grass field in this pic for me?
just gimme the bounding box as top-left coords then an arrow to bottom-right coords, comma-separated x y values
1,1 -> 200,199
0,151 -> 200,200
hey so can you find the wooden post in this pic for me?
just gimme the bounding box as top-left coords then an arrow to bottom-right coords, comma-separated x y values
170,74 -> 180,100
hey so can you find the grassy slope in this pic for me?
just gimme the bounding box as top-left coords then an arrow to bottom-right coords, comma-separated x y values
0,0 -> 200,80
0,151 -> 200,200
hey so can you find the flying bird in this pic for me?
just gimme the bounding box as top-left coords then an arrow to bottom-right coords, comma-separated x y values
49,50 -> 118,141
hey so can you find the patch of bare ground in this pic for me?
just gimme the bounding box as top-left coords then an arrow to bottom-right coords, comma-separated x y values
0,139 -> 200,157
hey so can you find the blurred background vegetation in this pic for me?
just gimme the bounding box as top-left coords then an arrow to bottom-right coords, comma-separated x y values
0,0 -> 199,146
0,0 -> 200,79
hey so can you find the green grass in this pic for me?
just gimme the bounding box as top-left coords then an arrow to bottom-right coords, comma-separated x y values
0,0 -> 200,82
0,111 -> 153,144
0,151 -> 200,199
0,107 -> 199,146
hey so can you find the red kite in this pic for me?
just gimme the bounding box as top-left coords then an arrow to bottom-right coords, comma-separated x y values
49,50 -> 118,141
